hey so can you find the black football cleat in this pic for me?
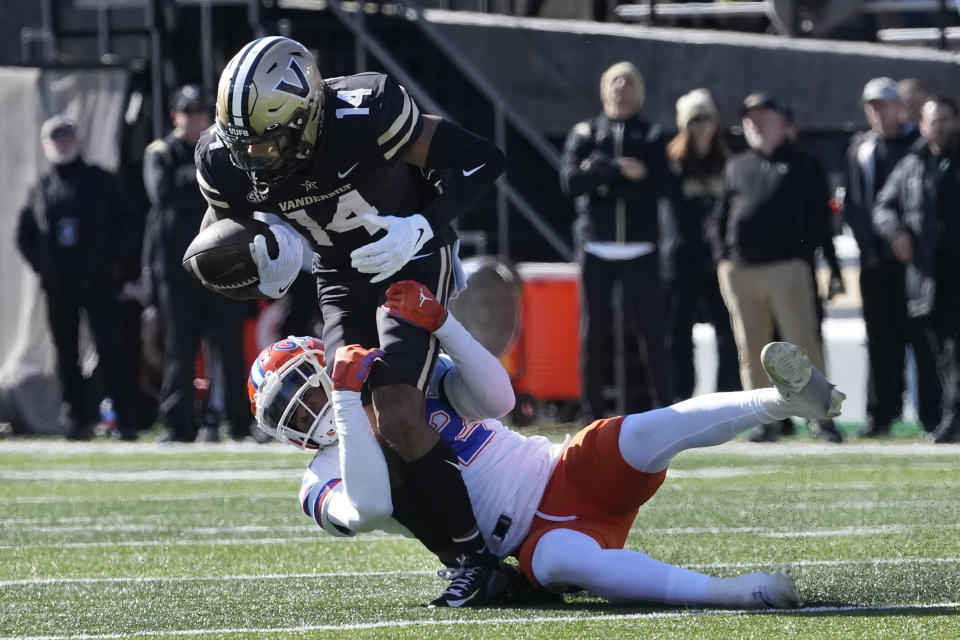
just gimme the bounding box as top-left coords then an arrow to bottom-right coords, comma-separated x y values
428,555 -> 511,608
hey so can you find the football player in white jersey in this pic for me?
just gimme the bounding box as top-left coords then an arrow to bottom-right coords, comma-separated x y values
248,280 -> 845,608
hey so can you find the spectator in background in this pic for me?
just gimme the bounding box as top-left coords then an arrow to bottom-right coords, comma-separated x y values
709,92 -> 842,443
842,77 -> 921,437
16,115 -> 141,441
873,95 -> 960,443
560,61 -> 673,420
898,78 -> 929,132
143,86 -> 253,443
661,89 -> 740,402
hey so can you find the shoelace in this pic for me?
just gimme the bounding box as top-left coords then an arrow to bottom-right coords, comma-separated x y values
437,567 -> 465,582
436,566 -> 483,599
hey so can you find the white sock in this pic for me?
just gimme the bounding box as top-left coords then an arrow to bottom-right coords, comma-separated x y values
618,389 -> 787,473
704,572 -> 771,608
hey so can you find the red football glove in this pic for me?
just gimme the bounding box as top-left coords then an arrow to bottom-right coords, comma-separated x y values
332,345 -> 384,392
381,280 -> 448,332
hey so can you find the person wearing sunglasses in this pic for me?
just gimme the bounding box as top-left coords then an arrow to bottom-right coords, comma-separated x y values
661,89 -> 740,410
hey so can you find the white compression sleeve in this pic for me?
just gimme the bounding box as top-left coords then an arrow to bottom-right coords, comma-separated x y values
323,389 -> 393,532
531,529 -> 780,607
433,313 -> 515,419
618,389 -> 785,473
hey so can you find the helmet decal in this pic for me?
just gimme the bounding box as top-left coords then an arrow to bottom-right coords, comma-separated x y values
276,57 -> 310,99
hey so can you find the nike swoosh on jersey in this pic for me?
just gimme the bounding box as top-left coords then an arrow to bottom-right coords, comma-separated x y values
462,163 -> 486,177
338,162 -> 359,179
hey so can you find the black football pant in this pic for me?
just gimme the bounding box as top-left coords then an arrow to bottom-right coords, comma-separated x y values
664,260 -> 740,402
45,286 -> 137,436
157,275 -> 250,440
860,258 -> 908,427
931,251 -> 960,430
579,250 -> 672,419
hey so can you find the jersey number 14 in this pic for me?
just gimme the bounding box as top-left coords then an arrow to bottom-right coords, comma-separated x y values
283,189 -> 381,247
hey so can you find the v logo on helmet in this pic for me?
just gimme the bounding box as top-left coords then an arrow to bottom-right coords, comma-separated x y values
275,58 -> 310,98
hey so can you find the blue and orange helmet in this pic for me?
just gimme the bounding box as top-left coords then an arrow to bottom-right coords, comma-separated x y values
248,336 -> 336,449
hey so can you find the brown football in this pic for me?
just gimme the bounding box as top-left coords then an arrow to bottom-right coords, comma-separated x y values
182,217 -> 278,300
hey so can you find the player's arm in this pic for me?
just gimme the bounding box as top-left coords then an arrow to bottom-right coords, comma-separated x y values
299,346 -> 393,536
350,77 -> 504,283
382,280 -> 515,420
194,156 -> 302,298
403,114 -> 505,230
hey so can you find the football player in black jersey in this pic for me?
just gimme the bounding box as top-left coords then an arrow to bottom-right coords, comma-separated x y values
192,36 -> 507,606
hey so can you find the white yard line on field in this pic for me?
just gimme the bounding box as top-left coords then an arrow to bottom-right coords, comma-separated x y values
631,522 -> 960,537
0,535 -> 403,551
0,469 -> 300,482
0,493 -> 292,504
4,557 -> 960,588
4,602 -> 959,640
7,520 -> 960,550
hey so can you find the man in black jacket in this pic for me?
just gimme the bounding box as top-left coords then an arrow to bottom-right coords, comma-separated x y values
843,78 -> 920,437
16,115 -> 141,440
561,61 -> 673,420
710,93 -> 842,443
873,95 -> 960,443
143,86 -> 254,443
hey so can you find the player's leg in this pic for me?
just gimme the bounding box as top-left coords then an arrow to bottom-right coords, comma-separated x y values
618,341 -> 846,473
530,528 -> 801,608
371,245 -> 508,606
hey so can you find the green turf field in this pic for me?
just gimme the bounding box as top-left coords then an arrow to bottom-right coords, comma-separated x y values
2,426 -> 959,639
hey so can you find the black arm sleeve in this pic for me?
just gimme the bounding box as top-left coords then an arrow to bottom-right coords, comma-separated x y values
420,118 -> 505,229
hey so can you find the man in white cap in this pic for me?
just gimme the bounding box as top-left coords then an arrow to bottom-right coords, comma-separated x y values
560,61 -> 673,421
843,77 -> 925,438
16,114 -> 141,440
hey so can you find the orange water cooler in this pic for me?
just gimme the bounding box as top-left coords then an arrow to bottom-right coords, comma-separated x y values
452,259 -> 581,423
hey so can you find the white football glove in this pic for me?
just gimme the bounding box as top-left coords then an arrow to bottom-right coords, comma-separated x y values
251,223 -> 303,299
350,213 -> 434,284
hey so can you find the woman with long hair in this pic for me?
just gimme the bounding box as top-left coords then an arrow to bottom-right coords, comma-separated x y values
661,89 -> 740,401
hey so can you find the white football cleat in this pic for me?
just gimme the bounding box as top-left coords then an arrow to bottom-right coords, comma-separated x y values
761,342 -> 845,421
752,570 -> 803,609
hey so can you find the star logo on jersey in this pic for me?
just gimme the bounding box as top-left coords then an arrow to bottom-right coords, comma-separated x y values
302,179 -> 318,191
